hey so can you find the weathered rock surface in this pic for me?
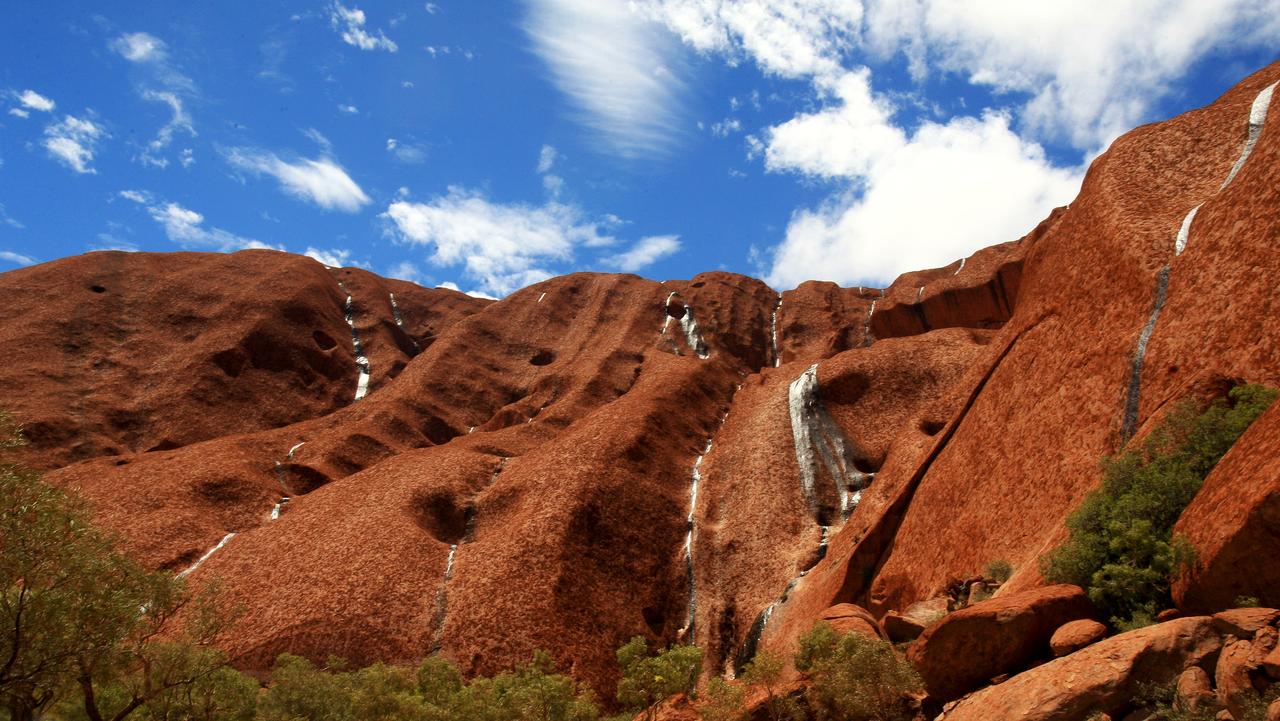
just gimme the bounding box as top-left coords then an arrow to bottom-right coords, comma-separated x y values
1175,666 -> 1214,714
1212,608 -> 1280,638
1051,619 -> 1108,658
4,59 -> 1279,712
906,584 -> 1096,702
817,603 -> 885,640
940,617 -> 1223,721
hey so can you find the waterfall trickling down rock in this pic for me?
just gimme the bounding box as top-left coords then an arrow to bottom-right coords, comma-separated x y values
177,532 -> 236,579
863,300 -> 877,347
429,544 -> 458,653
339,284 -> 371,401
1221,81 -> 1277,189
388,292 -> 420,352
1123,80 -> 1275,439
661,291 -> 710,359
788,364 -> 870,523
770,295 -> 782,367
270,442 -> 306,521
679,391 -> 738,644
954,257 -> 966,275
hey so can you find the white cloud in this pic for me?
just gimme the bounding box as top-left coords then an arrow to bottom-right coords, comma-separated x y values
637,0 -> 863,83
604,235 -> 681,272
305,247 -> 367,268
338,103 -> 358,114
17,90 -> 55,112
387,260 -> 425,284
0,251 -> 36,266
382,188 -> 630,296
861,0 -> 1280,149
329,2 -> 398,52
8,108 -> 28,119
119,190 -> 273,252
766,112 -> 1080,288
139,90 -> 195,168
111,31 -> 167,62
0,204 -> 23,230
225,148 -> 370,212
524,0 -> 687,157
43,115 -> 106,174
537,144 -> 558,173
542,174 -> 564,198
387,137 -> 427,164
710,117 -> 742,137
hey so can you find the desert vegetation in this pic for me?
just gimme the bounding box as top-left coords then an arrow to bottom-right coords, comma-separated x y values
1042,384 -> 1277,628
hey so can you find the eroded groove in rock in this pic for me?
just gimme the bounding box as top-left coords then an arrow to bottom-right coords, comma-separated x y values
177,532 -> 236,579
1121,266 -> 1171,440
770,295 -> 782,367
679,393 -> 737,644
788,364 -> 869,523
339,284 -> 372,401
1220,81 -> 1277,188
429,544 -> 458,653
661,291 -> 710,359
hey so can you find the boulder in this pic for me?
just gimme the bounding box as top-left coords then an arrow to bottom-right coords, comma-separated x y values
1051,619 -> 1107,657
1264,642 -> 1280,680
906,584 -> 1095,702
884,596 -> 949,642
939,617 -> 1223,721
1267,698 -> 1280,721
1215,639 -> 1256,719
1212,608 -> 1280,638
1174,666 -> 1214,714
818,603 -> 886,640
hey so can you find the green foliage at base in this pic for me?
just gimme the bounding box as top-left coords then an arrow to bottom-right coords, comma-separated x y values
615,637 -> 701,721
1042,384 -> 1277,627
794,623 -> 922,721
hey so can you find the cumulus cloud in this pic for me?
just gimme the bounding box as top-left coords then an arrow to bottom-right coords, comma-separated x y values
604,234 -> 681,272
225,148 -> 370,212
537,144 -> 558,173
536,144 -> 563,197
8,108 -> 28,119
16,90 -> 55,113
43,115 -> 107,174
118,190 -> 273,252
382,187 -> 637,296
766,112 -> 1080,288
710,117 -> 742,137
329,2 -> 398,52
524,0 -> 687,157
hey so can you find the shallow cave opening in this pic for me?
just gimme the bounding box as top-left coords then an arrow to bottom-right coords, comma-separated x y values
665,303 -> 686,320
89,284 -> 107,294
409,490 -> 470,545
529,350 -> 555,366
641,605 -> 667,636
919,419 -> 946,437
312,330 -> 338,350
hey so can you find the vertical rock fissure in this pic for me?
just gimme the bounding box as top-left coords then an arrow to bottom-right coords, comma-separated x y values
176,532 -> 236,579
429,544 -> 458,653
1122,82 -> 1274,438
338,282 -> 371,401
1122,266 -> 1171,440
388,292 -> 420,352
661,291 -> 710,359
788,365 -> 870,523
770,295 -> 782,367
1220,81 -> 1277,189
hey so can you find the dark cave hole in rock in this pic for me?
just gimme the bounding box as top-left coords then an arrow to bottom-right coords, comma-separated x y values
919,419 -> 946,436
642,605 -> 666,636
312,330 -> 338,350
691,281 -> 705,288
666,304 -> 686,320
410,490 -> 469,545
529,350 -> 555,366
89,285 -> 106,293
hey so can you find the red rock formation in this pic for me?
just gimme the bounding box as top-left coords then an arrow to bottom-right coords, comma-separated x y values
4,58 -> 1279,717
1050,619 -> 1107,658
905,584 -> 1095,702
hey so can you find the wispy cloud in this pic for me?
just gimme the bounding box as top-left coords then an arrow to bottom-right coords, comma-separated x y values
329,2 -> 398,52
524,0 -> 687,158
224,147 -> 370,212
386,137 -> 427,164
43,115 -> 107,174
138,90 -> 195,168
0,251 -> 36,267
603,234 -> 681,272
110,31 -> 194,93
118,189 -> 274,251
305,246 -> 367,268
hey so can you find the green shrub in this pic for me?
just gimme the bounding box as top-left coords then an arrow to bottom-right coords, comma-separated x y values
699,677 -> 745,721
984,560 -> 1013,584
1042,384 -> 1276,627
615,637 -> 701,721
793,622 -> 922,721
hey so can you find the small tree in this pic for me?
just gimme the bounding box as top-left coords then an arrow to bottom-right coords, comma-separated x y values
0,413 -> 239,721
794,623 -> 921,721
699,677 -> 744,721
615,636 -> 702,721
741,649 -> 786,721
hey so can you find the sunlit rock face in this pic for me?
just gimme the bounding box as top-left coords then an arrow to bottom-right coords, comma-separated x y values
7,60 -> 1280,703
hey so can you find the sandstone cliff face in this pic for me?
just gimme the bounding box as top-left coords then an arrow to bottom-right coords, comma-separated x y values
7,61 -> 1280,704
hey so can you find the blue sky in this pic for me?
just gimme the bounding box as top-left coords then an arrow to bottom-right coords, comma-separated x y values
1,2 -> 1276,297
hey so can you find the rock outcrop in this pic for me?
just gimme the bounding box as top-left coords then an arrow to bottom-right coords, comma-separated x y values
4,59 -> 1280,715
